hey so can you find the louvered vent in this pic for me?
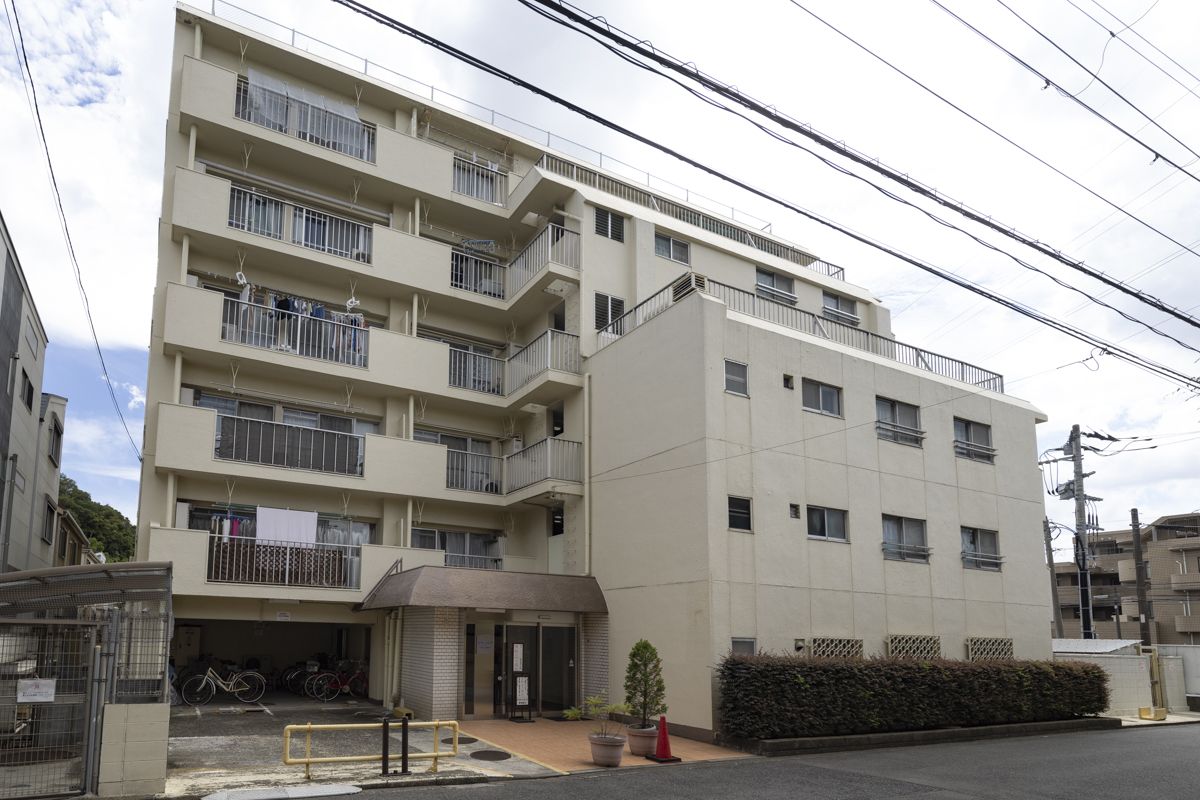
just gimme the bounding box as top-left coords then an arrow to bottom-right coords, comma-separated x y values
886,634 -> 941,660
672,273 -> 707,302
965,637 -> 1014,661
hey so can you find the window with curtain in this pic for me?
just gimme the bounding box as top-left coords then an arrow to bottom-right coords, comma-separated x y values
802,379 -> 841,417
807,506 -> 847,541
961,527 -> 1001,570
654,232 -> 690,264
882,515 -> 928,562
822,292 -> 859,326
724,360 -> 748,396
410,527 -> 505,569
755,268 -> 796,305
954,418 -> 995,463
876,398 -> 923,447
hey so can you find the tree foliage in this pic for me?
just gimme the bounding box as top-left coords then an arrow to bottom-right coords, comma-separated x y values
624,639 -> 668,727
58,475 -> 134,562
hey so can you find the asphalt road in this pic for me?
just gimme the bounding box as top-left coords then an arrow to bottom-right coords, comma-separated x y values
364,724 -> 1200,799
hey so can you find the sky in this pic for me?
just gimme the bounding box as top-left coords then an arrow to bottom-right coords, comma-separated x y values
2,0 -> 1199,559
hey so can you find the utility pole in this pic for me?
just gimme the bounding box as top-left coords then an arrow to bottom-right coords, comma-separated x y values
1044,517 -> 1064,638
1071,425 -> 1094,639
1131,509 -> 1152,646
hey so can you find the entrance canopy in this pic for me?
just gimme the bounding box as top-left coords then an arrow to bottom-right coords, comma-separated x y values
360,565 -> 607,613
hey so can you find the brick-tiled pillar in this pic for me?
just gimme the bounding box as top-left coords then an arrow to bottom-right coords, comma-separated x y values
401,606 -> 465,720
580,612 -> 609,704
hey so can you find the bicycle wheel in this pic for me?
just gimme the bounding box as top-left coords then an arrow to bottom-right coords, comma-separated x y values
303,673 -> 321,697
233,671 -> 266,703
286,668 -> 308,695
182,675 -> 214,707
310,673 -> 339,702
346,673 -> 366,699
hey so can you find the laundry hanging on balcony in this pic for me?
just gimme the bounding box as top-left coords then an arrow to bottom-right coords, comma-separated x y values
256,506 -> 318,544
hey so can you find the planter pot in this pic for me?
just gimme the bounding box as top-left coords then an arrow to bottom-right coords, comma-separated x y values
588,732 -> 627,767
626,724 -> 658,756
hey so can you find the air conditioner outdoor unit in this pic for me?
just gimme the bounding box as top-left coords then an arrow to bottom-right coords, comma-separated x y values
672,272 -> 707,302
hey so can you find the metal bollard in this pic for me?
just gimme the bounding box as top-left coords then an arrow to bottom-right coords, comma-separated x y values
381,716 -> 390,775
400,715 -> 411,775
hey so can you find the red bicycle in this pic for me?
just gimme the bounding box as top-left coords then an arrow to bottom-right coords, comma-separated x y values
306,663 -> 368,701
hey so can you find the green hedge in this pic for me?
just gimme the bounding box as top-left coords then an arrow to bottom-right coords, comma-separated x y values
717,654 -> 1109,740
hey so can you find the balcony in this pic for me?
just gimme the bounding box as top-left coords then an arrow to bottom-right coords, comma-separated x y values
235,76 -> 377,163
1170,573 -> 1200,592
446,330 -> 581,398
442,438 -> 582,495
214,414 -> 364,477
452,157 -> 508,206
450,225 -> 580,301
1175,615 -> 1200,633
446,451 -> 504,495
207,533 -> 361,589
221,297 -> 367,368
229,185 -> 373,263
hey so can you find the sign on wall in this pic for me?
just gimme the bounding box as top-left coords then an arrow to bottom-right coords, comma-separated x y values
276,612 -> 291,622
512,643 -> 524,672
17,679 -> 55,703
477,635 -> 494,655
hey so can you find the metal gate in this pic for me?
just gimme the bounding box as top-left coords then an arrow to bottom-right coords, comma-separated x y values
0,620 -> 98,798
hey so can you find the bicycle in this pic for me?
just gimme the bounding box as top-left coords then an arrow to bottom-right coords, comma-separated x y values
306,664 -> 368,701
181,665 -> 266,706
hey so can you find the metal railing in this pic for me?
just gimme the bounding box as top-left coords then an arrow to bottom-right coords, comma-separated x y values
882,542 -> 932,563
214,414 -> 364,476
445,553 -> 503,570
954,440 -> 997,462
283,719 -> 458,779
536,154 -> 844,280
446,450 -> 503,494
449,350 -> 504,395
705,279 -> 1005,393
756,284 -> 798,305
597,272 -> 690,349
207,533 -> 361,588
508,330 -> 580,392
235,78 -> 377,163
228,186 -> 373,263
452,157 -> 507,206
221,298 -> 368,367
508,224 -> 580,297
451,250 -> 505,298
961,550 -> 1004,571
506,438 -> 582,493
876,420 -> 925,447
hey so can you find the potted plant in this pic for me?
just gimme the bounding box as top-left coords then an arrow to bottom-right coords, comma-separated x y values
624,639 -> 668,756
565,695 -> 632,767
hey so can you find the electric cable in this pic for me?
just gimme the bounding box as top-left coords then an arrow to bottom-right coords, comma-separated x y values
1090,0 -> 1200,88
1067,0 -> 1160,97
523,0 -> 1200,337
934,0 -> 1200,171
2,0 -> 142,462
326,0 -> 1200,395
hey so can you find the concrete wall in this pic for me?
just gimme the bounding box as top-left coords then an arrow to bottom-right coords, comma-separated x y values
1053,653 -> 1186,716
98,703 -> 169,797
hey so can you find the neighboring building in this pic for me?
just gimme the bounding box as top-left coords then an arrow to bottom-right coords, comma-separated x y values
52,504 -> 101,567
0,210 -> 67,573
1054,513 -> 1200,645
139,4 -> 1051,737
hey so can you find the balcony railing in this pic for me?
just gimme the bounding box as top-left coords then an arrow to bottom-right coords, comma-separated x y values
961,550 -> 1004,571
507,224 -> 580,297
214,414 -> 364,476
221,298 -> 368,368
235,78 -> 376,163
450,350 -> 504,396
228,186 -> 373,263
882,542 -> 932,563
954,440 -> 997,463
452,157 -> 507,206
507,330 -> 580,392
445,553 -> 503,570
876,420 -> 925,447
451,251 -> 505,298
446,450 -> 503,494
597,274 -> 1005,393
506,438 -> 582,493
207,533 -> 361,589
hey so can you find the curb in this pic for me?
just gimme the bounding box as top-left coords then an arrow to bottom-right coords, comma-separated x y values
716,717 -> 1122,756
355,774 -> 489,790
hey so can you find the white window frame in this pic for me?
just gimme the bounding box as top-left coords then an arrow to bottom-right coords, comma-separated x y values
728,496 -> 752,531
594,207 -> 625,242
807,505 -> 848,542
961,527 -> 1002,571
954,418 -> 996,463
731,638 -> 757,655
876,397 -> 925,447
724,360 -> 748,396
882,515 -> 929,562
822,292 -> 860,326
801,378 -> 841,417
755,268 -> 796,305
595,292 -> 626,331
654,232 -> 690,265
48,416 -> 63,466
41,498 -> 56,544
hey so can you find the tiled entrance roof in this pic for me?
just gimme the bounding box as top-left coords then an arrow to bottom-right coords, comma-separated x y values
360,565 -> 607,613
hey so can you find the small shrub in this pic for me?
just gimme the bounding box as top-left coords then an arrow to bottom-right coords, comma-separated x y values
624,639 -> 668,728
717,653 -> 1109,740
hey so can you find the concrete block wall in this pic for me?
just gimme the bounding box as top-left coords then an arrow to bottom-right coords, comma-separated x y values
1056,654 -> 1152,717
98,703 -> 169,797
581,612 -> 609,703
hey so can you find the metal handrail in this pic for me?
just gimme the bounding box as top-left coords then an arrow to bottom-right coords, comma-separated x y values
228,186 -> 373,263
282,720 -> 458,779
756,284 -> 798,305
221,298 -> 368,368
507,330 -> 580,392
449,349 -> 504,395
597,272 -> 690,349
508,224 -> 581,297
506,438 -> 582,493
213,414 -> 365,476
876,420 -> 926,445
882,542 -> 932,562
450,250 -> 506,299
207,533 -> 361,588
961,550 -> 1004,570
445,450 -> 503,494
453,156 -> 508,206
235,78 -> 377,163
954,439 -> 998,462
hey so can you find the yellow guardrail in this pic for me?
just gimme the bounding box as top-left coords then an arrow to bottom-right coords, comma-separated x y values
283,720 -> 459,779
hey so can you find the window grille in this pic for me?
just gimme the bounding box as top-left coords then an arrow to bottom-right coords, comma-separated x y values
954,418 -> 996,463
883,516 -> 929,562
810,637 -> 864,658
756,268 -> 796,305
876,398 -> 924,447
965,637 -> 1014,661
823,291 -> 859,326
887,634 -> 941,659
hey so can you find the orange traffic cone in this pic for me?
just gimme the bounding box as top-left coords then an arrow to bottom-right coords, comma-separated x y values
646,715 -> 682,763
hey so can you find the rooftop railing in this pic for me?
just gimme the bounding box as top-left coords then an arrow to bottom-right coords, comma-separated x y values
229,186 -> 373,263
221,297 -> 368,368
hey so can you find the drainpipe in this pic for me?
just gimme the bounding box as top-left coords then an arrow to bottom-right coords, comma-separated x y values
23,411 -> 46,570
407,395 -> 415,439
166,472 -> 177,529
413,198 -> 421,237
0,454 -> 17,571
180,234 -> 190,284
411,295 -> 419,337
583,372 -> 591,576
187,124 -> 197,170
405,497 -> 413,547
193,21 -> 202,59
173,353 -> 183,403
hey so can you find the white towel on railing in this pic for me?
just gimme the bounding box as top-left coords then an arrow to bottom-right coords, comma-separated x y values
257,506 -> 318,544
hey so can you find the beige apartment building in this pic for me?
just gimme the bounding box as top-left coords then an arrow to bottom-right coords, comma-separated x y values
1054,513 -> 1200,645
140,3 -> 1052,738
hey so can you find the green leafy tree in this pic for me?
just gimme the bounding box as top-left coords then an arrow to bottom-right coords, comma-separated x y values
58,475 -> 135,562
624,639 -> 668,728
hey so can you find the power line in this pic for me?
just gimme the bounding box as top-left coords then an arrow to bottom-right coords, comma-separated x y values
1067,0 -> 1160,97
1089,0 -> 1200,89
328,0 -> 1200,394
523,0 -> 1200,340
932,0 -> 1200,171
2,0 -> 142,462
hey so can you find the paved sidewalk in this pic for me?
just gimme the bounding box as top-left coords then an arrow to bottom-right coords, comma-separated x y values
1117,710 -> 1200,727
459,717 -> 745,773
